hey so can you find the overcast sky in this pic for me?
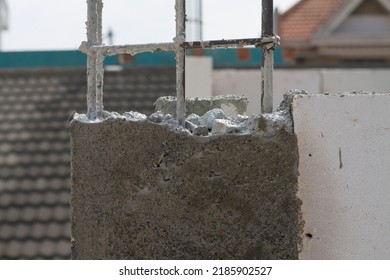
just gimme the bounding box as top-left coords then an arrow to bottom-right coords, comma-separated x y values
1,0 -> 299,51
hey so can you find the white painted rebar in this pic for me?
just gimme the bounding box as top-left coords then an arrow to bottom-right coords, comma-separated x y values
80,42 -> 177,56
175,0 -> 187,127
86,0 -> 98,120
83,0 -> 277,120
96,0 -> 104,118
261,43 -> 274,114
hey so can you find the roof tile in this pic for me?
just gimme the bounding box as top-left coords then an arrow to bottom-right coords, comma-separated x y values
6,241 -> 23,259
43,192 -> 59,205
56,240 -> 71,258
0,193 -> 13,206
31,223 -> 46,240
40,240 -> 55,258
46,223 -> 63,239
0,243 -> 6,257
36,207 -> 53,222
58,191 -> 70,205
0,224 -> 14,239
29,193 -> 43,205
23,241 -> 40,258
5,208 -> 21,223
14,224 -> 31,239
14,193 -> 29,206
22,207 -> 37,223
52,206 -> 68,222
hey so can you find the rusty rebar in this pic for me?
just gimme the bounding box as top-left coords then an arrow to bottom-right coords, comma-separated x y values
261,0 -> 274,114
183,37 -> 275,49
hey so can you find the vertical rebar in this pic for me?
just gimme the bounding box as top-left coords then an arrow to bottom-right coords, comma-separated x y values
261,0 -> 274,114
96,0 -> 104,118
87,0 -> 98,120
175,0 -> 186,126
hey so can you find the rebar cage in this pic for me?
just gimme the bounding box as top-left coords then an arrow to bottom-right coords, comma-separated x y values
81,0 -> 279,125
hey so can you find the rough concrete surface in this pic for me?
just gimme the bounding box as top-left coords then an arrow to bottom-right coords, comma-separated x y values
70,119 -> 301,259
154,95 -> 248,118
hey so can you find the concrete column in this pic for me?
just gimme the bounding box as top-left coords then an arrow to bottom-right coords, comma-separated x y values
69,114 -> 301,259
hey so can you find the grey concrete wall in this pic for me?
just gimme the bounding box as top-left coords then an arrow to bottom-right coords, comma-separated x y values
69,119 -> 301,259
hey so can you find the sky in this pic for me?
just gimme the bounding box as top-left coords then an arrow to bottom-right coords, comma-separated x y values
1,0 -> 300,51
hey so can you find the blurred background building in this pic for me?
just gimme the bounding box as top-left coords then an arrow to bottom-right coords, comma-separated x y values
277,0 -> 390,66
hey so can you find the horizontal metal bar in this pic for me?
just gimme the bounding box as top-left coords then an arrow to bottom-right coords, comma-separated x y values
182,37 -> 276,49
80,42 -> 177,56
80,36 -> 279,57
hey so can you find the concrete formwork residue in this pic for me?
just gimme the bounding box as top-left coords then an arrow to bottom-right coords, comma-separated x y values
69,96 -> 302,260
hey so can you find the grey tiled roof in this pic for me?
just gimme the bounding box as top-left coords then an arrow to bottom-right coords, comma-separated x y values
0,67 -> 176,259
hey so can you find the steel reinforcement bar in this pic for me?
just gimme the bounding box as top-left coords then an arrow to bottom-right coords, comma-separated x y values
82,0 -> 278,123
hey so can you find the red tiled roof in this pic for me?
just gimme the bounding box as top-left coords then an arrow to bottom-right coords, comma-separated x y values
279,0 -> 345,41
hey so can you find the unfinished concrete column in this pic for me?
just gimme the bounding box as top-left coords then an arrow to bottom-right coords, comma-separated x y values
70,95 -> 302,259
73,0 -> 298,260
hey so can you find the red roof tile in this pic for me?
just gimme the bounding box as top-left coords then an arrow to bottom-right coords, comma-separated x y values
279,0 -> 344,41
